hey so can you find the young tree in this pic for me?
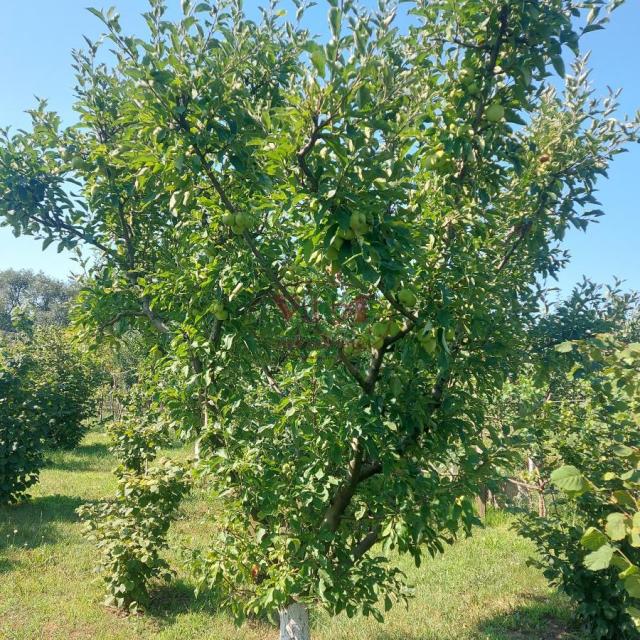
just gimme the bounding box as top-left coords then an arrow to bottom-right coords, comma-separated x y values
0,0 -> 638,635
29,326 -> 104,449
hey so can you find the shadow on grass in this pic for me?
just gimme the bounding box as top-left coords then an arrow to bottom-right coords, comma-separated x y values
146,580 -> 277,631
146,579 -> 222,621
473,597 -> 580,640
44,441 -> 112,472
0,494 -> 97,552
0,556 -> 15,574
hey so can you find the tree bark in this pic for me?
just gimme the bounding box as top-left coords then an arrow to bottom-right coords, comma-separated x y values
280,603 -> 310,640
537,483 -> 547,518
476,485 -> 487,518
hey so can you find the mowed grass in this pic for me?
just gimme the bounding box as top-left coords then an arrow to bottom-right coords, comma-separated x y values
0,431 -> 579,640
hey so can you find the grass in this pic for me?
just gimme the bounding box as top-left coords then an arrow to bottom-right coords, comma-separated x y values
0,431 -> 579,640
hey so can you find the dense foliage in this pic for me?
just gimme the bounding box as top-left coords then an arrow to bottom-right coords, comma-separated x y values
29,326 -> 103,449
489,281 -> 638,514
553,444 -> 640,628
0,323 -> 103,502
78,459 -> 189,611
78,386 -> 189,611
518,336 -> 640,639
0,341 -> 46,503
1,0 -> 638,632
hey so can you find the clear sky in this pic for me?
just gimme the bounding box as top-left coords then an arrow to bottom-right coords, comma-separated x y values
0,1 -> 638,291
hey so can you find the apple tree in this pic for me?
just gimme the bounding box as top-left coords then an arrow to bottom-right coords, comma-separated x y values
0,0 -> 638,636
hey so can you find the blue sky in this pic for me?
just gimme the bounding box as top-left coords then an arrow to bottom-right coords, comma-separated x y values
0,1 -> 638,293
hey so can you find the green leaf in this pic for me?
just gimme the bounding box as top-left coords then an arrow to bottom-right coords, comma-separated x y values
605,513 -> 627,541
310,48 -> 326,78
584,544 -> 615,571
550,465 -> 589,496
612,490 -> 636,508
612,444 -> 634,458
328,7 -> 341,38
555,341 -> 573,353
551,55 -> 565,78
580,527 -> 608,552
625,574 -> 640,598
86,7 -> 105,22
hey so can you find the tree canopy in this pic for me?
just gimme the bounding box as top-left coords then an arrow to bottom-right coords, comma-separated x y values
0,0 -> 638,631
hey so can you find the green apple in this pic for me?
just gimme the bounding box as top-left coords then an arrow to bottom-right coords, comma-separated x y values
71,157 -> 91,171
486,103 -> 505,123
419,334 -> 437,354
386,320 -> 401,338
326,246 -> 339,262
222,212 -> 235,226
235,212 -> 251,229
397,288 -> 417,307
337,227 -> 355,240
373,321 -> 388,338
424,148 -> 447,170
350,211 -> 370,236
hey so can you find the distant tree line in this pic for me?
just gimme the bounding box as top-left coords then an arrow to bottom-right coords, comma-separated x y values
0,268 -> 76,332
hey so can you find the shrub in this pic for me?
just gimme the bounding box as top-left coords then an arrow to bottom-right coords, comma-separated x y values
548,449 -> 640,637
79,385 -> 189,611
0,325 -> 104,502
29,327 -> 103,450
518,514 -> 638,639
78,459 -> 190,611
517,339 -> 640,639
0,346 -> 46,504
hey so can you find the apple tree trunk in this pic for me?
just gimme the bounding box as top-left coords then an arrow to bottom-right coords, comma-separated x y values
280,603 -> 310,640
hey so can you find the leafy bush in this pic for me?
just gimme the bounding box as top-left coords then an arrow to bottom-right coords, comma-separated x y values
519,513 -> 638,639
550,448 -> 640,635
0,347 -> 46,504
0,324 -> 105,502
79,384 -> 189,611
517,339 -> 640,639
107,386 -> 171,472
78,459 -> 189,611
28,327 -> 104,450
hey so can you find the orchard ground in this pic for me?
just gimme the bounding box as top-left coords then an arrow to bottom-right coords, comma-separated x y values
0,430 -> 578,640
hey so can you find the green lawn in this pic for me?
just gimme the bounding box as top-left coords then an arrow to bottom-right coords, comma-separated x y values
0,432 -> 578,640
